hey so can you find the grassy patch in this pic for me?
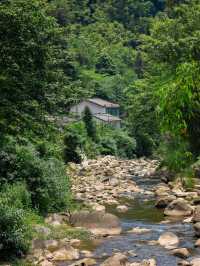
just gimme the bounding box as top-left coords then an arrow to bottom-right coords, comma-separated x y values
48,224 -> 92,241
33,222 -> 93,242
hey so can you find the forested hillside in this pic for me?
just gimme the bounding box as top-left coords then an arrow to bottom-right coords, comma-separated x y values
0,0 -> 200,263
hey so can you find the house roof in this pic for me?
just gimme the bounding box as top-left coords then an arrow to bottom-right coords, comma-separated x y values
94,113 -> 121,122
88,98 -> 119,108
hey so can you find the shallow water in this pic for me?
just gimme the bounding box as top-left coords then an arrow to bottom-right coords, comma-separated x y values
91,175 -> 200,266
58,175 -> 200,266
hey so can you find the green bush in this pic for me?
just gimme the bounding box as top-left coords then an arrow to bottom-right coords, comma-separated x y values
0,139 -> 71,214
98,126 -> 136,158
159,136 -> 194,173
63,128 -> 82,164
1,183 -> 31,210
84,138 -> 99,159
0,184 -> 32,258
99,136 -> 118,156
135,133 -> 155,157
62,122 -> 137,160
114,130 -> 136,159
35,158 -> 71,214
83,106 -> 97,141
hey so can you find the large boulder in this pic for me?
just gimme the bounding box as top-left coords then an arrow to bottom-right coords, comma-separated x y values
69,211 -> 122,236
100,253 -> 129,266
158,232 -> 179,249
164,199 -> 193,217
193,206 -> 200,222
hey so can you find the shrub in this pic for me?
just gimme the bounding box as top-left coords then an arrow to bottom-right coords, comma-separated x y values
99,136 -> 117,156
84,138 -> 99,159
34,158 -> 72,214
83,106 -> 97,141
63,122 -> 137,160
114,130 -> 136,159
63,127 -> 83,164
0,184 -> 32,258
1,183 -> 31,210
97,126 -> 136,158
135,133 -> 155,157
159,135 -> 194,173
0,140 -> 72,214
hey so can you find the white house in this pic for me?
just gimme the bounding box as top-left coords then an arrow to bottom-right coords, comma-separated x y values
70,98 -> 121,128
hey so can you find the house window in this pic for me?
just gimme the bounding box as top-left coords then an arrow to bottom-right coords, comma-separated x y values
106,108 -> 119,117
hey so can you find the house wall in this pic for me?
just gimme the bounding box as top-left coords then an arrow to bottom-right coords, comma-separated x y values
70,101 -> 106,116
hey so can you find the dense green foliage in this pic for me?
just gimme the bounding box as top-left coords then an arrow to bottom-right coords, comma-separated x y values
64,121 -> 136,160
82,106 -> 97,141
1,0 -> 200,260
141,0 -> 200,170
0,183 -> 33,258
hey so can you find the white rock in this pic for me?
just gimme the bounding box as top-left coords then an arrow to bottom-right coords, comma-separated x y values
116,205 -> 129,213
158,232 -> 179,249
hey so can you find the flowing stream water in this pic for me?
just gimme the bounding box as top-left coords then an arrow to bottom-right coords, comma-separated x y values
84,175 -> 200,266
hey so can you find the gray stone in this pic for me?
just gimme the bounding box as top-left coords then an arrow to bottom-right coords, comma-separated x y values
171,248 -> 190,259
164,199 -> 193,217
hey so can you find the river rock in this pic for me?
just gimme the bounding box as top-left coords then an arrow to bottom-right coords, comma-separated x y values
68,258 -> 97,266
164,199 -> 193,217
193,222 -> 200,237
178,261 -> 192,266
191,258 -> 200,266
171,248 -> 190,258
155,186 -> 171,197
70,239 -> 81,247
81,250 -> 94,257
92,204 -> 106,212
52,246 -> 79,261
128,227 -> 151,234
158,232 -> 179,249
39,261 -> 54,266
195,238 -> 200,247
155,195 -> 176,208
110,178 -> 120,186
69,211 -> 122,236
100,253 -> 129,266
44,240 -> 59,252
130,259 -> 157,266
193,206 -> 200,222
116,205 -> 129,213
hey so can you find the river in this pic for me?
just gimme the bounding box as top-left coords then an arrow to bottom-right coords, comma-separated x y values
82,175 -> 200,266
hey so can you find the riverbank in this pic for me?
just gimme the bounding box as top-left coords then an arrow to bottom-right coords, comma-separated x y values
6,156 -> 200,266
